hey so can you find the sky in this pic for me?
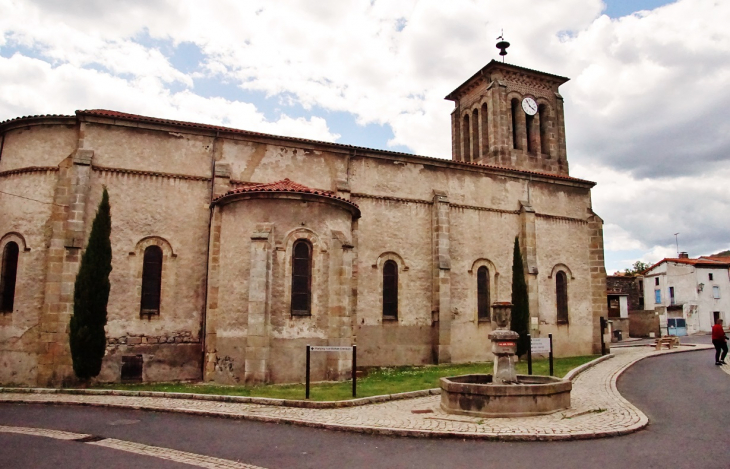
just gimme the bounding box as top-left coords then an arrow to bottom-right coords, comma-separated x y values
1,0 -> 728,274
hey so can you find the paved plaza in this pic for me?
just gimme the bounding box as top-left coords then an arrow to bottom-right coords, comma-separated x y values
0,344 -> 718,442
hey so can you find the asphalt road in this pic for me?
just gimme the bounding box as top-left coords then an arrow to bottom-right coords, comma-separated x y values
0,347 -> 728,469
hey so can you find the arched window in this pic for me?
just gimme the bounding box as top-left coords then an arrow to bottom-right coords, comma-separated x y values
472,108 -> 479,160
0,242 -> 19,313
511,99 -> 520,150
539,104 -> 549,155
291,240 -> 312,316
481,103 -> 489,157
556,271 -> 568,324
140,245 -> 163,317
383,260 -> 398,319
477,266 -> 490,321
462,114 -> 471,162
526,113 -> 535,154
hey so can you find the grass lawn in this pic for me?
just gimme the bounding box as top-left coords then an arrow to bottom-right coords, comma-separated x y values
89,355 -> 598,401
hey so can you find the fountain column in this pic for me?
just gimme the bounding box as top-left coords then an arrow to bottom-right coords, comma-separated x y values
489,302 -> 519,384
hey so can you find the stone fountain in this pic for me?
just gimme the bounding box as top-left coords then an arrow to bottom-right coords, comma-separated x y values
440,302 -> 572,418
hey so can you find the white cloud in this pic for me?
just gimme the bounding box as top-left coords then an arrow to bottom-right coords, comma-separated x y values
603,223 -> 644,252
641,245 -> 680,265
0,54 -> 339,142
575,161 -> 730,264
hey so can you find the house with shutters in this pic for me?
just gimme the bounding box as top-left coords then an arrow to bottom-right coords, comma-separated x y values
0,60 -> 608,386
641,253 -> 730,335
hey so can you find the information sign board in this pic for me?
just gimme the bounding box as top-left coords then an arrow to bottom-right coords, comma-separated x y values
530,338 -> 551,354
309,346 -> 353,352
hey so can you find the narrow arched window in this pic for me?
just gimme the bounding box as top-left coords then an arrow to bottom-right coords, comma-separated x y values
472,108 -> 479,160
454,113 -> 462,161
556,271 -> 568,324
140,245 -> 163,317
0,242 -> 19,313
511,99 -> 520,150
526,113 -> 535,154
539,104 -> 549,155
481,103 -> 489,157
462,114 -> 471,162
383,260 -> 398,319
291,240 -> 312,316
477,266 -> 490,321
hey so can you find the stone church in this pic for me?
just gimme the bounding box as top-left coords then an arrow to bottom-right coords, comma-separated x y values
0,60 -> 608,386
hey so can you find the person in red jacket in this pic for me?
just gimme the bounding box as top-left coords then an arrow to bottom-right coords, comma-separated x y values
711,318 -> 728,365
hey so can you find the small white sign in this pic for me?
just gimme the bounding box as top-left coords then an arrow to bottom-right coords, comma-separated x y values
530,338 -> 551,354
309,346 -> 353,352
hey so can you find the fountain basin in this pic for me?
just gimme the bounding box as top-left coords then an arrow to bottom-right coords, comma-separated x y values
440,374 -> 571,418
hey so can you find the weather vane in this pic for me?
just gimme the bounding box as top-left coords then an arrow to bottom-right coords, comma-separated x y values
496,29 -> 510,62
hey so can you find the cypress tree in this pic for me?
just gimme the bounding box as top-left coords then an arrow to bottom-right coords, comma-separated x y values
69,187 -> 112,381
510,236 -> 530,357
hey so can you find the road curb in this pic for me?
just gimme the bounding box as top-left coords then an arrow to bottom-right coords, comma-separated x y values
563,353 -> 614,381
0,385 -> 442,409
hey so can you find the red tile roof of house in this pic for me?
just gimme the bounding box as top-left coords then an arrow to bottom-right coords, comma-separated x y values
214,178 -> 360,215
699,256 -> 730,262
643,257 -> 730,274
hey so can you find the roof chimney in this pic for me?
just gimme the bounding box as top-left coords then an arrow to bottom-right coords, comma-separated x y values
679,252 -> 689,259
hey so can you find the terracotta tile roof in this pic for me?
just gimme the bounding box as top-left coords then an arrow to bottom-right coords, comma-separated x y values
445,60 -> 570,102
222,178 -> 329,195
643,257 -> 730,274
72,109 -> 593,185
699,256 -> 730,262
214,178 -> 360,214
0,113 -> 74,125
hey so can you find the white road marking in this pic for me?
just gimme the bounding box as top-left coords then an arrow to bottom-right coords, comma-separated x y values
0,425 -> 267,469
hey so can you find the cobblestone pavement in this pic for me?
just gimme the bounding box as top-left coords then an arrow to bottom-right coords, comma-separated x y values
0,345 -> 712,442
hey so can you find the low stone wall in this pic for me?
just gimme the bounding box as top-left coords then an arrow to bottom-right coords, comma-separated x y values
609,318 -> 630,341
99,333 -> 202,383
629,310 -> 660,338
107,331 -> 198,346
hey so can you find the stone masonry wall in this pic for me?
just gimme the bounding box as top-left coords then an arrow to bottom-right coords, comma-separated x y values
0,110 -> 605,386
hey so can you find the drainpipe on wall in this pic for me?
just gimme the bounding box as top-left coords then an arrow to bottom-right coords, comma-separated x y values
200,131 -> 220,380
0,133 -> 5,162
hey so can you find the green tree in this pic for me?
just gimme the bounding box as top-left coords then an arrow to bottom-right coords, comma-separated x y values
510,236 -> 530,357
69,187 -> 112,381
624,260 -> 650,276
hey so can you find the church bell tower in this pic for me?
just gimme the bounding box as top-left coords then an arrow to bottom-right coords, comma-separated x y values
445,58 -> 570,176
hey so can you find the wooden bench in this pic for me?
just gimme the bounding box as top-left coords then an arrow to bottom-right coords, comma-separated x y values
655,336 -> 680,350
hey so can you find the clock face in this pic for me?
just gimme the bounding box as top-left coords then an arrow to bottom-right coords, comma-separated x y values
522,97 -> 538,116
